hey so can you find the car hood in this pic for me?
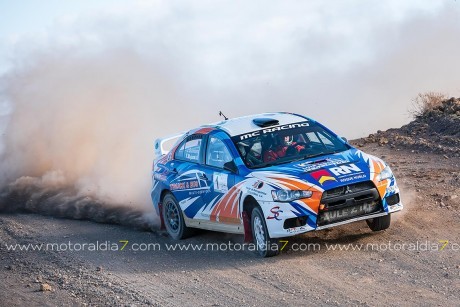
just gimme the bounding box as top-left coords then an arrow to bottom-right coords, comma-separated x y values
248,148 -> 387,191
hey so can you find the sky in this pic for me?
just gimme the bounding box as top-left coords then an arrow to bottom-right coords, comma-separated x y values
0,0 -> 459,208
0,0 -> 459,137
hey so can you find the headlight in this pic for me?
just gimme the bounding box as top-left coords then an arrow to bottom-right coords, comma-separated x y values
271,190 -> 313,202
377,165 -> 393,182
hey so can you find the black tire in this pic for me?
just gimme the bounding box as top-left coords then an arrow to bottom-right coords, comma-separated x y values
162,193 -> 194,240
251,207 -> 280,257
366,214 -> 391,231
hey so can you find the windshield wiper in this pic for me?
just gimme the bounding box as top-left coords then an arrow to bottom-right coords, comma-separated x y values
303,149 -> 343,160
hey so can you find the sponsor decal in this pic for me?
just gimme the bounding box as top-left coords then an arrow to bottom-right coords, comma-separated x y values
153,173 -> 168,182
252,180 -> 264,189
311,169 -> 337,186
329,163 -> 362,176
338,174 -> 367,183
170,180 -> 200,191
169,171 -> 210,191
156,152 -> 173,165
286,225 -> 309,233
327,163 -> 367,183
189,190 -> 209,196
213,173 -> 229,193
295,158 -> 348,172
246,183 -> 268,198
194,127 -> 215,134
319,202 -> 379,223
237,121 -> 310,140
267,206 -> 283,221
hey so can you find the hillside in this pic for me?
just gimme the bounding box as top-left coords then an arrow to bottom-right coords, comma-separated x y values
353,97 -> 460,156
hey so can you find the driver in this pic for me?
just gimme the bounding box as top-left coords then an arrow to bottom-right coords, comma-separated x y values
263,135 -> 305,163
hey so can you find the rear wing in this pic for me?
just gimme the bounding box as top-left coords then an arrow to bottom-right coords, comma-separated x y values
154,132 -> 186,159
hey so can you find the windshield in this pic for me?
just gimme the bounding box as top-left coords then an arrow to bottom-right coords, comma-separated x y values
231,121 -> 349,169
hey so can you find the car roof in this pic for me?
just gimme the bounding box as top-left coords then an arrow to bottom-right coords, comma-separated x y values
201,112 -> 310,137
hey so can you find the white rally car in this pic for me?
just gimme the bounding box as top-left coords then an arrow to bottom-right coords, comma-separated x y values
151,113 -> 403,256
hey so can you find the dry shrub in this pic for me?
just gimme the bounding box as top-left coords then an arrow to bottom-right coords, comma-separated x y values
409,92 -> 448,118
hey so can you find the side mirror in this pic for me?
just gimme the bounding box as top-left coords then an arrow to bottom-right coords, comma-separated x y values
341,137 -> 348,143
223,161 -> 238,174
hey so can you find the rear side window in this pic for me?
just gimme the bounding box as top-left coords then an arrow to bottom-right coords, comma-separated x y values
175,137 -> 202,163
206,136 -> 233,169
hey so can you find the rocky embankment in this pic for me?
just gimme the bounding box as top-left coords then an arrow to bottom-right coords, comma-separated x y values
353,97 -> 460,156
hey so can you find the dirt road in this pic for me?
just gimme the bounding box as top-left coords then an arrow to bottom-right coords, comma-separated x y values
1,145 -> 459,306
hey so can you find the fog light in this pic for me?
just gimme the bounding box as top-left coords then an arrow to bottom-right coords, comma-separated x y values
386,193 -> 400,206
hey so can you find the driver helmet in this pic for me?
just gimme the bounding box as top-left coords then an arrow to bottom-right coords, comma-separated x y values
283,135 -> 294,146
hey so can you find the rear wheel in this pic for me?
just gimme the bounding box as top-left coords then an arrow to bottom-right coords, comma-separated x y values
162,193 -> 194,240
251,207 -> 280,257
366,214 -> 391,231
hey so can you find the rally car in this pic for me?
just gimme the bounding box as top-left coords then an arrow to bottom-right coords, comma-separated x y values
151,113 -> 403,257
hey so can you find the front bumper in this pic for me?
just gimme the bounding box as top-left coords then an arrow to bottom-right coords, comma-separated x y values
261,180 -> 403,239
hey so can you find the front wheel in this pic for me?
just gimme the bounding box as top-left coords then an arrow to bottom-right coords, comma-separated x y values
366,214 -> 391,231
162,193 -> 194,240
251,207 -> 280,257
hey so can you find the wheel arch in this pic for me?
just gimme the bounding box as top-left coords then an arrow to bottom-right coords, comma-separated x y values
160,189 -> 171,201
158,189 -> 172,230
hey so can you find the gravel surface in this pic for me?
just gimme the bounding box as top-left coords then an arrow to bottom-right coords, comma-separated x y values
1,99 -> 460,306
1,145 -> 459,306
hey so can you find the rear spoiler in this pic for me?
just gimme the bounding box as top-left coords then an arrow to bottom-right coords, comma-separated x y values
154,132 -> 186,158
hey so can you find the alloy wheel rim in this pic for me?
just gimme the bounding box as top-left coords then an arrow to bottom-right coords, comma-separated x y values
253,216 -> 266,251
165,201 -> 180,233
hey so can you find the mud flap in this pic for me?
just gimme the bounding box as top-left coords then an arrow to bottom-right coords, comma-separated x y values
242,211 -> 253,243
158,202 -> 166,230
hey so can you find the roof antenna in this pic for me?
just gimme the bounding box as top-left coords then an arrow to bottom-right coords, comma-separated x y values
219,111 -> 228,120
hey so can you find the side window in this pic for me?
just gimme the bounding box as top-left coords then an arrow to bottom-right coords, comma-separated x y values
175,137 -> 202,163
305,132 -> 321,145
305,130 -> 336,147
318,133 -> 334,146
206,137 -> 233,169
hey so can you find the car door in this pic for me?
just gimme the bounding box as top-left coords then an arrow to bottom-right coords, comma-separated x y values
170,134 -> 211,219
200,134 -> 240,225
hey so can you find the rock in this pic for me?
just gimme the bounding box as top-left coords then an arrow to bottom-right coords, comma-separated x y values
443,155 -> 449,159
378,137 -> 389,145
451,195 -> 458,200
96,266 -> 103,272
40,283 -> 52,291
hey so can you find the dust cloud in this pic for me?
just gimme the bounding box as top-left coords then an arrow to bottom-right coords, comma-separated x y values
0,49 -> 196,228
